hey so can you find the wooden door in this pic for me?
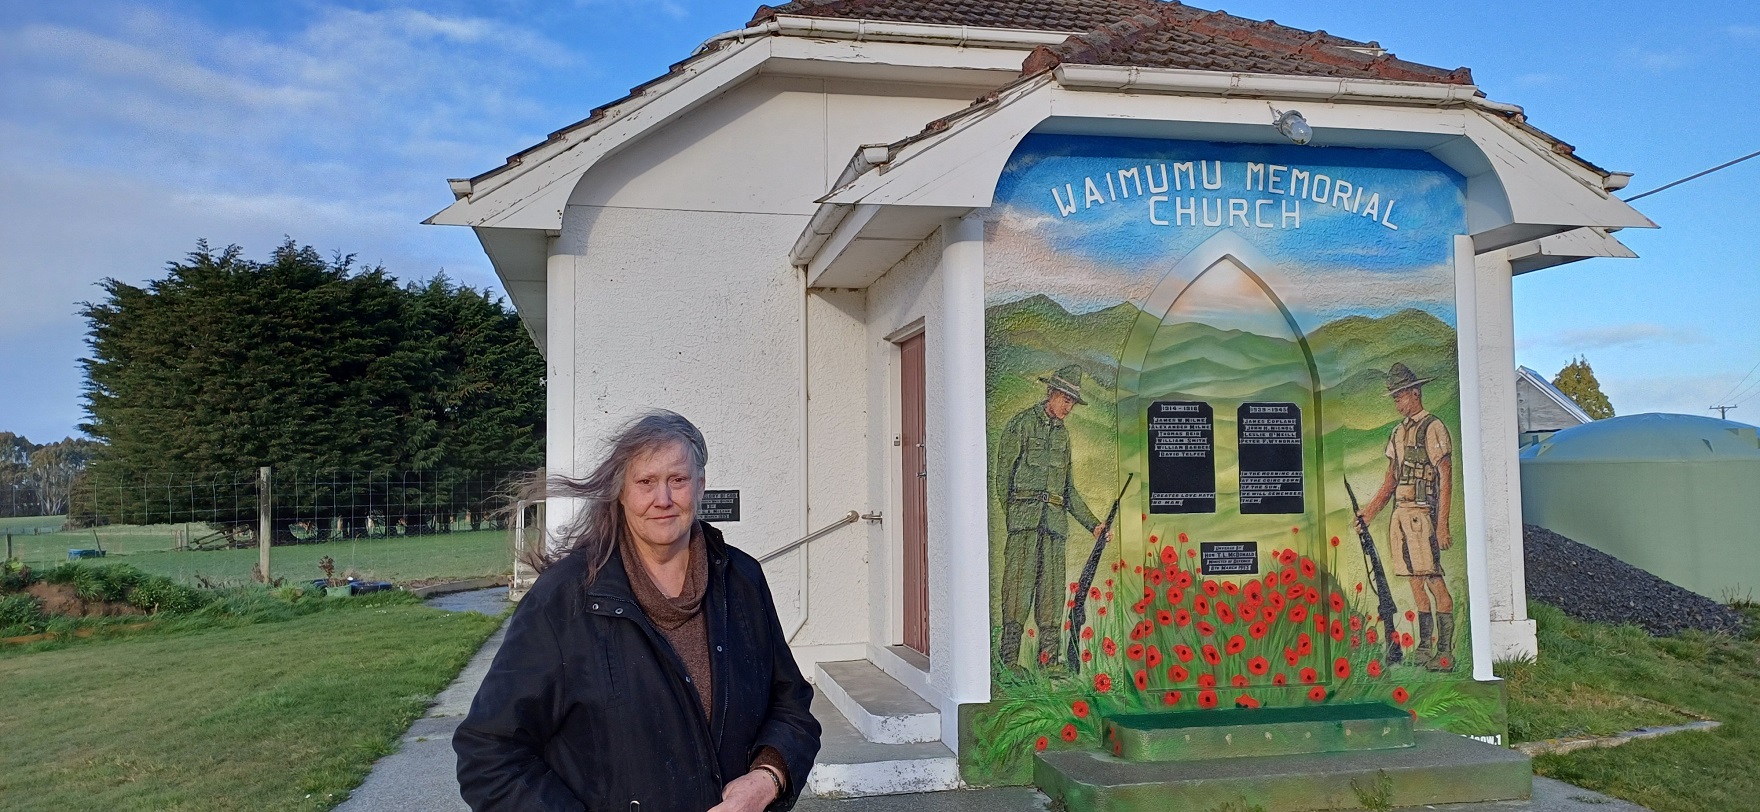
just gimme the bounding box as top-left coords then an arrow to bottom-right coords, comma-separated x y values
899,332 -> 930,655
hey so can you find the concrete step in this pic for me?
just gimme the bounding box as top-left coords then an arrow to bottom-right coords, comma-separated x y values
1036,730 -> 1531,812
816,660 -> 940,745
806,690 -> 962,798
1104,702 -> 1414,762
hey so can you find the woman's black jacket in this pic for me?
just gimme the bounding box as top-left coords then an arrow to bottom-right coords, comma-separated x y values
454,522 -> 820,812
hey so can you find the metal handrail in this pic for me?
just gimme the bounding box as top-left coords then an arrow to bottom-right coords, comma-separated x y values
759,510 -> 859,563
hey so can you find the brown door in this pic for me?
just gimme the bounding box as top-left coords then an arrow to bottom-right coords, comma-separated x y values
899,332 -> 930,655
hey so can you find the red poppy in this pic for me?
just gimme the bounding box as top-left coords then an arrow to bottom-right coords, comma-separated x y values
1168,665 -> 1189,682
1308,686 -> 1327,702
1136,620 -> 1155,639
1350,616 -> 1363,632
1355,582 -> 1364,593
1082,626 -> 1094,640
1223,581 -> 1240,596
1196,620 -> 1215,637
1330,535 -> 1341,547
1131,601 -> 1147,616
1281,569 -> 1298,586
1284,647 -> 1299,667
1225,634 -> 1246,655
1105,591 -> 1114,601
1173,644 -> 1194,662
1027,628 -> 1036,639
1094,673 -> 1112,692
1367,660 -> 1382,677
1133,670 -> 1149,690
1330,620 -> 1345,642
1401,632 -> 1415,648
1194,596 -> 1211,616
1090,587 -> 1101,600
1127,643 -> 1145,661
1406,610 -> 1417,622
1036,736 -> 1049,751
1237,693 -> 1262,709
1330,592 -> 1345,613
1134,565 -> 1142,574
1163,690 -> 1182,706
1187,549 -> 1197,559
1066,600 -> 1075,609
1198,689 -> 1218,708
1174,571 -> 1193,589
1040,651 -> 1051,665
1146,646 -> 1164,668
1249,621 -> 1269,640
1160,545 -> 1177,565
1299,667 -> 1318,684
1351,635 -> 1360,648
1272,673 -> 1288,686
1279,549 -> 1297,566
1166,588 -> 1185,606
1286,583 -> 1304,599
1216,602 -> 1236,624
1288,605 -> 1309,624
1103,637 -> 1117,656
1105,578 -> 1113,588
1392,686 -> 1409,704
1304,587 -> 1321,605
1071,699 -> 1091,718
1366,628 -> 1379,644
1178,532 -> 1189,543
1244,580 -> 1263,602
1240,604 -> 1259,623
1149,569 -> 1165,586
1300,558 -> 1317,580
1333,658 -> 1351,679
1070,582 -> 1080,593
1247,656 -> 1269,675
1174,609 -> 1192,628
1202,581 -> 1220,597
1231,674 -> 1250,687
1268,593 -> 1286,613
1297,632 -> 1313,656
1157,610 -> 1174,628
1437,655 -> 1451,669
1098,606 -> 1108,617
1061,723 -> 1079,742
1082,650 -> 1093,663
1149,534 -> 1160,545
1197,673 -> 1216,688
1202,644 -> 1222,665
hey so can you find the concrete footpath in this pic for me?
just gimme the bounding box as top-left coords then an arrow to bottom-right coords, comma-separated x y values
335,587 -> 1651,812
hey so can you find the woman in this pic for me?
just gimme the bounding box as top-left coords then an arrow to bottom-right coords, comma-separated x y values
455,410 -> 820,812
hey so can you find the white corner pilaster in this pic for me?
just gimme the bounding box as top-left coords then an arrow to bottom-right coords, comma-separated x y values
545,241 -> 582,550
1453,236 -> 1495,680
938,214 -> 990,746
1472,246 -> 1538,661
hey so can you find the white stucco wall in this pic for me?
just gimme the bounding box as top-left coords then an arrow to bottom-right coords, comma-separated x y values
549,74 -> 984,656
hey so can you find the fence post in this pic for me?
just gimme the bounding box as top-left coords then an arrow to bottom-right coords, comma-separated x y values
5,533 -> 11,561
259,466 -> 273,583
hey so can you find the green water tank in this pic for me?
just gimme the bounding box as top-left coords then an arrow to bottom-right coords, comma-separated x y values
1520,413 -> 1760,601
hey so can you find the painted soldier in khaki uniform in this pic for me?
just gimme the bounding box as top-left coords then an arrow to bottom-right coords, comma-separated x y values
1357,363 -> 1457,670
995,365 -> 1107,672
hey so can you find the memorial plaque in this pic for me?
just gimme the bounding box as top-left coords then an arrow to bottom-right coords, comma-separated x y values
699,489 -> 741,522
1200,541 -> 1259,576
1148,400 -> 1215,514
1237,402 -> 1304,514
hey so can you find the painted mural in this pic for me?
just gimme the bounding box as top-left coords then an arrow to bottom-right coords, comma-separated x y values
970,133 -> 1499,781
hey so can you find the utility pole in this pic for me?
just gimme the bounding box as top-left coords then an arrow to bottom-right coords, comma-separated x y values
258,466 -> 272,584
1711,405 -> 1738,420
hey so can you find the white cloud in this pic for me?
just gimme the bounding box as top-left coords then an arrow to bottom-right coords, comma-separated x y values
1517,323 -> 1708,352
1624,47 -> 1689,72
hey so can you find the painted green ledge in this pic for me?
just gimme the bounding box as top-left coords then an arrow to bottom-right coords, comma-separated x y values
1103,702 -> 1414,761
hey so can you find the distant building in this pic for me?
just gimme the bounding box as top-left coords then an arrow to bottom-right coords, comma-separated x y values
1516,365 -> 1592,445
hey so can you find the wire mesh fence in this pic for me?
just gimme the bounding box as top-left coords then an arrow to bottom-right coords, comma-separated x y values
3,468 -> 537,587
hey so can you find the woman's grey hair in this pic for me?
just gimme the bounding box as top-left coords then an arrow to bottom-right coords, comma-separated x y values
520,409 -> 708,582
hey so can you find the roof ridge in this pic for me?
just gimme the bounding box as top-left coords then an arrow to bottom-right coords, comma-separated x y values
1022,12 -> 1167,74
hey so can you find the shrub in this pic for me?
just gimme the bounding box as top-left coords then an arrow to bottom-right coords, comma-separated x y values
0,593 -> 46,633
126,578 -> 212,615
1,559 -> 37,593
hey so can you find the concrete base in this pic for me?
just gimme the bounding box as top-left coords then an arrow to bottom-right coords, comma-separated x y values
1036,730 -> 1531,812
1106,703 -> 1413,762
807,690 -> 963,798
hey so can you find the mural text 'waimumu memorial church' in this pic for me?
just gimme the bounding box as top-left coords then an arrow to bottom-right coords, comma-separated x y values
431,1 -> 1651,807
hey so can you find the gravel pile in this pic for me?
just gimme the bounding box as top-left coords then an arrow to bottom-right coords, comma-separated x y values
1523,524 -> 1747,637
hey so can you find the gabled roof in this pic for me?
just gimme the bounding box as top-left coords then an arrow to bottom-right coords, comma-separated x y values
755,0 -> 1469,84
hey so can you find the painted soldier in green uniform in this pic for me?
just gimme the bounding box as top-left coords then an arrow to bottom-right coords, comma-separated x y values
996,365 -> 1108,672
1357,363 -> 1457,671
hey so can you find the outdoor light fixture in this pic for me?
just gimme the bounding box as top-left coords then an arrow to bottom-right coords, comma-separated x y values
1272,108 -> 1313,146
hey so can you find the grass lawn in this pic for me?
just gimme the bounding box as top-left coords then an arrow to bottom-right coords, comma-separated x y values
9,528 -> 511,587
0,594 -> 502,811
1497,601 -> 1760,812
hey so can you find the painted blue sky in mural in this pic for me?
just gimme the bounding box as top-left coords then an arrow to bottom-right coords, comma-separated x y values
990,134 -> 1465,332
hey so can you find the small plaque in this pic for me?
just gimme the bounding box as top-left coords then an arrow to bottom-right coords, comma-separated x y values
1238,402 -> 1305,514
699,490 -> 740,522
1148,401 -> 1215,514
1200,541 -> 1259,576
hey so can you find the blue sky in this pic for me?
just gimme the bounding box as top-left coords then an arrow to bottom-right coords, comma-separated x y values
2,0 -> 1757,441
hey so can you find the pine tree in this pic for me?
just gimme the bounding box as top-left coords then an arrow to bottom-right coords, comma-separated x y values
1552,356 -> 1614,420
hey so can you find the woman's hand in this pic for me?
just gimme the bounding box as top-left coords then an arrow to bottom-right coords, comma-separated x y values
707,769 -> 779,812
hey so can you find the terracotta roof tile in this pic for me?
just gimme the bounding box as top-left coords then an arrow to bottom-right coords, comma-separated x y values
754,0 -> 1469,85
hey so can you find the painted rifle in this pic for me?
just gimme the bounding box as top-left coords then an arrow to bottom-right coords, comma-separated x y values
1345,478 -> 1404,664
1066,473 -> 1133,672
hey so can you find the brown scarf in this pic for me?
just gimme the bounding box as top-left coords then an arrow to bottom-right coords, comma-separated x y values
620,524 -> 712,721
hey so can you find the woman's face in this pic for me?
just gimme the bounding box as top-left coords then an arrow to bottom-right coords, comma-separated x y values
620,441 -> 701,550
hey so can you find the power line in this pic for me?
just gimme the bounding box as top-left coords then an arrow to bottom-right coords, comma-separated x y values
1624,148 -> 1760,202
1714,357 -> 1760,405
1711,405 -> 1739,420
